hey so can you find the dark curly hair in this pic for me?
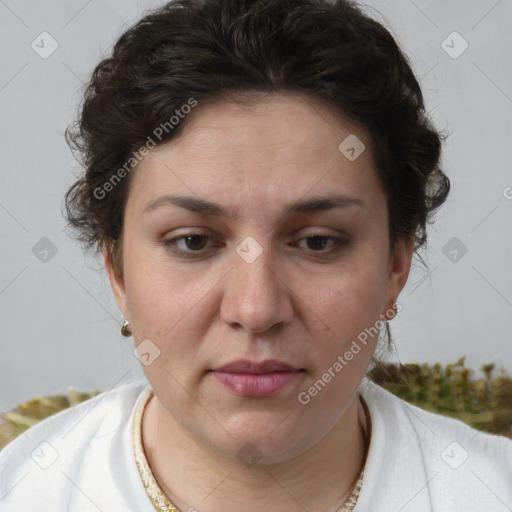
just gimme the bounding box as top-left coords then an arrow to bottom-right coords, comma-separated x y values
63,0 -> 450,359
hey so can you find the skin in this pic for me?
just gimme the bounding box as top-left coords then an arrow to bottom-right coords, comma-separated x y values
105,91 -> 415,512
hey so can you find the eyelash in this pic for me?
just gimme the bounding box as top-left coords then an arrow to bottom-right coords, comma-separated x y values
161,232 -> 349,259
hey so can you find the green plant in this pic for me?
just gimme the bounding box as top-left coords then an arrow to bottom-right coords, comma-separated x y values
368,357 -> 512,439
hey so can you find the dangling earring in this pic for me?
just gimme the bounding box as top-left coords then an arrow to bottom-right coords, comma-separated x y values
121,316 -> 132,337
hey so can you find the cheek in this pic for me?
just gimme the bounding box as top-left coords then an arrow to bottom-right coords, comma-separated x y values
308,264 -> 385,343
297,268 -> 384,407
124,242 -> 186,319
124,255 -> 218,363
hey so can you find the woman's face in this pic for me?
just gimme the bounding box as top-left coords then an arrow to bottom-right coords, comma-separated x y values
106,92 -> 413,463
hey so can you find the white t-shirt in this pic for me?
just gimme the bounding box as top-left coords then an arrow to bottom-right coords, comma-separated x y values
0,377 -> 511,511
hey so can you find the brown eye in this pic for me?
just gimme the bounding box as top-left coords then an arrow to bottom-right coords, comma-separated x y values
180,234 -> 209,251
295,234 -> 349,254
162,232 -> 217,258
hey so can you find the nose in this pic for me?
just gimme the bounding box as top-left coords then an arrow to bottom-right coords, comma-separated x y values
220,244 -> 294,334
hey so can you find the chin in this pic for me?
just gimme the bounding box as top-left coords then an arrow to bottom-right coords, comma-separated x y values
210,415 -> 315,465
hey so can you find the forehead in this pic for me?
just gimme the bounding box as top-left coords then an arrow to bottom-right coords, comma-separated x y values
156,91 -> 370,161
126,92 -> 382,217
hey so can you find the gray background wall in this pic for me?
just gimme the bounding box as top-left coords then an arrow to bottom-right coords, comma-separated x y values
1,0 -> 511,411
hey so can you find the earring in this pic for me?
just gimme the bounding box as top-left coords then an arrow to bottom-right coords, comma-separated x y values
121,316 -> 132,337
381,303 -> 398,323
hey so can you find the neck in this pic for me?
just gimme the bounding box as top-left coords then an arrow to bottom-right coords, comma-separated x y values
142,394 -> 368,512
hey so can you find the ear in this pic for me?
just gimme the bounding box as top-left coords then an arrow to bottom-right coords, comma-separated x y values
103,245 -> 128,317
384,235 -> 415,311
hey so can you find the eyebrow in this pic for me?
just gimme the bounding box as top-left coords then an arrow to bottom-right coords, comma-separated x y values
143,194 -> 364,220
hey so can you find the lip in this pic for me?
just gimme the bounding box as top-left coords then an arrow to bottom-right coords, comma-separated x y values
214,359 -> 300,374
211,359 -> 305,398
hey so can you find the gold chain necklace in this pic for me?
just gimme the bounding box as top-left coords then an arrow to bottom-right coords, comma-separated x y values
132,388 -> 367,512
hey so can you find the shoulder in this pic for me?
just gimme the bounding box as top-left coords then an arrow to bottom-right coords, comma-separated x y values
361,377 -> 512,451
0,379 -> 148,460
0,380 -> 150,509
359,378 -> 512,509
